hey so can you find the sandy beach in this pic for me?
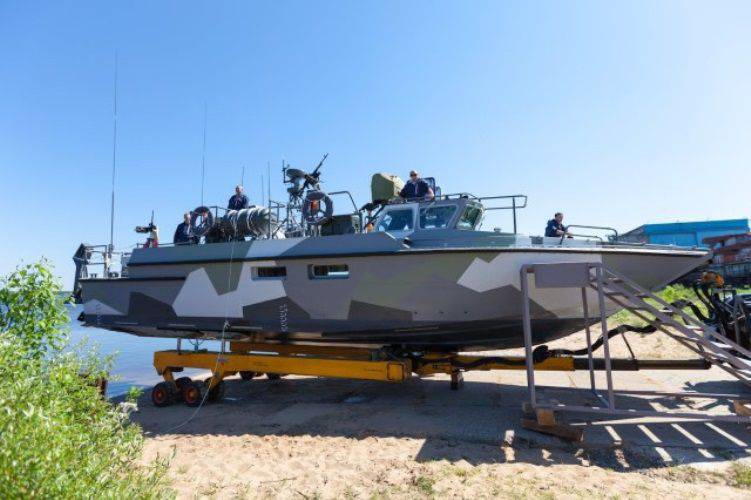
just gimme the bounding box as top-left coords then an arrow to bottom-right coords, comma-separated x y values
132,330 -> 751,498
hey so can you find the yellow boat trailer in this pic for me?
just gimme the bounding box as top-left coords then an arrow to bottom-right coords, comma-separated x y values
148,340 -> 704,408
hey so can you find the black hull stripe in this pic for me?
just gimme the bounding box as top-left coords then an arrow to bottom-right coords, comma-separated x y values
80,276 -> 186,283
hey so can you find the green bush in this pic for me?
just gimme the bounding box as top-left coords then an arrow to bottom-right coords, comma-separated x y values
0,261 -> 172,498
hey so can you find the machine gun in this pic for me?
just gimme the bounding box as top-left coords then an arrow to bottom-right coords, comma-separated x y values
282,153 -> 333,237
135,211 -> 159,248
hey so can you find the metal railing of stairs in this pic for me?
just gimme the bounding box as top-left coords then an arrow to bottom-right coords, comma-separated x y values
594,265 -> 751,386
520,261 -> 751,425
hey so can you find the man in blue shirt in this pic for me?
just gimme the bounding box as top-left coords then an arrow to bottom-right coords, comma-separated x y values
173,212 -> 198,245
399,170 -> 434,201
545,212 -> 569,237
228,185 -> 250,211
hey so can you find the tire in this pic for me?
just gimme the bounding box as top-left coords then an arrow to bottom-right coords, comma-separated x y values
204,378 -> 226,402
174,377 -> 193,401
266,373 -> 284,380
239,371 -> 256,381
182,381 -> 204,407
151,382 -> 174,407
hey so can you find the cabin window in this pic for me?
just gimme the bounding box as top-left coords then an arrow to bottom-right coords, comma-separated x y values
309,264 -> 349,279
376,209 -> 414,232
419,205 -> 457,229
252,266 -> 287,279
457,205 -> 482,230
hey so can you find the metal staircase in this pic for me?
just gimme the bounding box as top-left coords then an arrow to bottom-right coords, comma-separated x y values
519,261 -> 751,431
590,265 -> 751,387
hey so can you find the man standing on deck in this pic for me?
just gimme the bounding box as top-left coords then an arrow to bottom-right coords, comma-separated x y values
399,170 -> 434,201
228,185 -> 249,210
173,212 -> 197,245
545,212 -> 569,237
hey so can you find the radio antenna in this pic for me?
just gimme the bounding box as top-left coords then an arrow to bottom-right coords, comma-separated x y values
260,173 -> 265,206
108,50 -> 119,271
200,102 -> 207,205
268,161 -> 272,239
240,165 -> 245,186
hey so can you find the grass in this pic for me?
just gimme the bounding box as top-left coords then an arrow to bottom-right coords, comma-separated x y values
731,463 -> 751,488
609,283 -> 751,328
412,475 -> 436,496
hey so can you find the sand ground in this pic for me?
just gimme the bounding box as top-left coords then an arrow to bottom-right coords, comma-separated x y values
133,329 -> 751,498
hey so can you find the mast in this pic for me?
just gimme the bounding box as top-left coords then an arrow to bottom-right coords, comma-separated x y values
200,102 -> 207,205
267,161 -> 272,239
107,51 -> 119,275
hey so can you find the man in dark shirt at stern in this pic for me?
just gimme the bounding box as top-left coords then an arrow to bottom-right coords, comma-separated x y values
173,212 -> 197,245
545,212 -> 569,237
228,185 -> 249,211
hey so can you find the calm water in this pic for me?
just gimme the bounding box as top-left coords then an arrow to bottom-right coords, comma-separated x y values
67,305 -> 214,397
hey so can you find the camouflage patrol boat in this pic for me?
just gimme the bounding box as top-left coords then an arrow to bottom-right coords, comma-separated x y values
73,168 -> 710,351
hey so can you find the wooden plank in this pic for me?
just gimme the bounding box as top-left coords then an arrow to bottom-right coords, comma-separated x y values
521,418 -> 584,442
536,408 -> 557,426
733,400 -> 751,417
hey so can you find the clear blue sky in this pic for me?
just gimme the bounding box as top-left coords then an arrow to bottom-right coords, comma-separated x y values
1,1 -> 749,289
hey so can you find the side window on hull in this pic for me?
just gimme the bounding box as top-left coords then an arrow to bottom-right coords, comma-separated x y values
309,264 -> 349,279
252,266 -> 287,279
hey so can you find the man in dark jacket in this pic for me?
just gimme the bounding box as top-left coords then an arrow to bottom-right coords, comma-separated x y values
174,212 -> 197,245
545,212 -> 568,237
399,170 -> 434,200
228,185 -> 249,210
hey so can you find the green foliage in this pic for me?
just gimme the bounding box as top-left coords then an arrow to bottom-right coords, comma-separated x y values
126,385 -> 145,403
0,261 -> 172,498
0,260 -> 70,359
609,284 -> 708,327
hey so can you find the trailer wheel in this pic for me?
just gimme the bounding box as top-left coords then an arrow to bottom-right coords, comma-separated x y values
151,382 -> 174,407
174,377 -> 193,401
182,381 -> 204,407
204,378 -> 226,402
239,371 -> 256,381
266,373 -> 285,380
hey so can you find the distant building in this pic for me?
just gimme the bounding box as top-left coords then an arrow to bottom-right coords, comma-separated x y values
619,219 -> 750,248
703,232 -> 751,284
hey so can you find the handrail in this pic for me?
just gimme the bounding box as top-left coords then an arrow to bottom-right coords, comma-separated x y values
558,224 -> 618,245
327,190 -> 359,213
437,193 -> 527,234
326,190 -> 364,232
566,224 -> 618,239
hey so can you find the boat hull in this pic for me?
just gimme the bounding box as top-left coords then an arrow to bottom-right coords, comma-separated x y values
79,241 -> 709,351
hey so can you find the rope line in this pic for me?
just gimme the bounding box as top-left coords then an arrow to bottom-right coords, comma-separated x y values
162,232 -> 240,433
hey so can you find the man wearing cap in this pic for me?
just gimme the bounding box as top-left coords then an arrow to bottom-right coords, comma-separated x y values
228,185 -> 250,211
399,170 -> 434,201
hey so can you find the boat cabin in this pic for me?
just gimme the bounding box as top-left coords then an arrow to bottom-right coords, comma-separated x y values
373,197 -> 484,234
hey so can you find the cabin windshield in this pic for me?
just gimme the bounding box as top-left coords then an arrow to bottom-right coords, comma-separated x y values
376,208 -> 414,232
419,204 -> 457,229
457,205 -> 482,230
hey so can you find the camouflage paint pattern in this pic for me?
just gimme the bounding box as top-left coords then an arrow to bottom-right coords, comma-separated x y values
80,231 -> 709,350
